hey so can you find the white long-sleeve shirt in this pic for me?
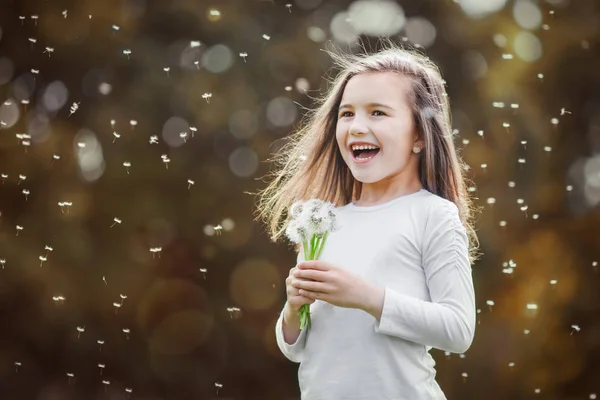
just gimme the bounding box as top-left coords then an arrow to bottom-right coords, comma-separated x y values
275,189 -> 476,400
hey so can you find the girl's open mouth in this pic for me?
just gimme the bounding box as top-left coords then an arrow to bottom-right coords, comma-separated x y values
351,147 -> 380,164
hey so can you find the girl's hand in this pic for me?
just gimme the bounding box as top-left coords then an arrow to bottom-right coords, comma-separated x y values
285,265 -> 316,313
291,260 -> 378,310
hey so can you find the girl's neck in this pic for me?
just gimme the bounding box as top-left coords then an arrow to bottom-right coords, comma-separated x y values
354,182 -> 424,207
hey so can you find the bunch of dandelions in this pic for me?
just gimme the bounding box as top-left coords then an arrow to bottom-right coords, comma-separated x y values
285,199 -> 339,330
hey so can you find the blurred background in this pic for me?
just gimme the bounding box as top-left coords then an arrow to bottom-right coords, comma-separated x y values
0,0 -> 599,398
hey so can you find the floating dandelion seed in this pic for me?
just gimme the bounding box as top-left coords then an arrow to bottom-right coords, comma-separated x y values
511,103 -> 519,110
22,189 -> 30,200
202,93 -> 212,103
16,225 -> 23,236
180,132 -> 188,143
110,217 -> 122,227
502,122 -> 510,131
285,86 -> 293,91
39,255 -> 47,267
52,295 -> 65,305
113,302 -> 122,314
43,47 -> 54,57
0,259 -> 5,269
542,24 -> 549,30
190,40 -> 201,48
194,60 -> 200,69
492,102 -> 505,108
551,118 -> 559,125
52,154 -> 60,164
18,174 -> 26,184
286,3 -> 292,12
537,73 -> 544,80
163,67 -> 170,78
532,214 -> 539,219
214,225 -> 223,235
66,372 -> 74,385
58,201 -> 73,214
239,52 -> 248,62
215,382 -> 223,394
123,161 -> 131,174
187,179 -> 195,189
31,15 -> 39,24
19,16 -> 25,24
110,119 -> 116,128
521,140 -> 527,149
486,198 -> 496,205
28,37 -> 37,47
123,49 -> 132,59
98,363 -> 105,375
1,174 -> 7,184
502,53 -> 513,60
524,329 -> 530,335
518,158 -> 526,165
161,154 -> 170,169
77,142 -> 86,148
112,24 -> 120,32
120,294 -> 127,305
14,361 -> 21,372
199,268 -> 207,279
526,303 -> 538,310
129,120 -> 137,129
69,102 -> 80,116
44,245 -> 53,256
593,261 -> 598,271
508,181 -> 516,188
102,380 -> 110,392
480,164 -> 487,171
560,107 -> 572,115
508,362 -> 515,368
21,139 -> 31,152
150,247 -> 162,259
566,185 -> 573,192
97,340 -> 105,351
149,135 -> 159,144
461,372 -> 468,383
189,126 -> 198,137
550,279 -> 557,285
544,146 -> 552,152
486,300 -> 495,311
462,139 -> 469,145
499,220 -> 507,227
590,394 -> 597,400
123,328 -> 130,339
571,324 -> 581,335
103,276 -> 107,285
76,326 -> 85,338
262,34 -> 271,40
112,132 -> 120,143
227,307 -> 241,318
62,10 -> 68,18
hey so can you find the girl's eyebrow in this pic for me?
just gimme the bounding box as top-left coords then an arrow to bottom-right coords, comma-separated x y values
338,102 -> 394,110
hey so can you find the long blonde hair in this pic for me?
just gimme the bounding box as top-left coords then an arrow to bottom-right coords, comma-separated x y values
253,40 -> 481,263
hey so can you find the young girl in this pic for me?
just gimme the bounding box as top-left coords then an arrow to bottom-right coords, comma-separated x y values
254,41 -> 480,400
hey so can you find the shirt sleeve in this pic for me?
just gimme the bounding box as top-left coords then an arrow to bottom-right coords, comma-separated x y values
274,247 -> 308,363
275,302 -> 309,363
373,200 -> 476,354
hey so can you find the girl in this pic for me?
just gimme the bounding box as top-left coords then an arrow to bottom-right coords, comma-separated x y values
254,41 -> 480,400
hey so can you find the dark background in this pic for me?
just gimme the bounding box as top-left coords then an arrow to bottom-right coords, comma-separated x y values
0,0 -> 599,398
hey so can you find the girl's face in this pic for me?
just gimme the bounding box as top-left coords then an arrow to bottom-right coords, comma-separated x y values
335,72 -> 423,187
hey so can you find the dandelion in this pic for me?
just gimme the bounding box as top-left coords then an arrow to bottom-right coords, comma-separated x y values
98,363 -> 106,375
76,326 -> 85,338
239,52 -> 248,62
1,173 -> 7,184
66,372 -> 74,385
123,161 -> 131,174
215,382 -> 223,395
39,255 -> 47,267
571,324 -> 580,335
199,268 -> 207,279
187,179 -> 195,189
161,154 -> 170,169
486,300 -> 495,311
16,225 -> 23,236
262,34 -> 271,40
285,199 -> 339,330
18,174 -> 26,184
560,107 -> 572,115
43,47 -> 54,57
180,132 -> 188,142
190,40 -> 201,48
286,3 -> 292,12
149,135 -> 159,144
52,154 -> 60,164
0,259 -> 5,269
112,25 -> 120,32
164,67 -> 170,78
189,126 -> 197,137
97,340 -> 105,351
129,120 -> 137,129
202,93 -> 212,103
62,10 -> 68,18
22,189 -> 30,200
122,328 -> 130,339
111,217 -> 122,227
123,49 -> 132,59
113,131 -> 120,142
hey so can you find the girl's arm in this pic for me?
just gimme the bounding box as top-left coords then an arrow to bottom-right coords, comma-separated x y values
274,249 -> 308,362
366,200 -> 476,354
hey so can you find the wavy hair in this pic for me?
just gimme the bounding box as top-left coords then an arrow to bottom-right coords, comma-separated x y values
253,40 -> 481,263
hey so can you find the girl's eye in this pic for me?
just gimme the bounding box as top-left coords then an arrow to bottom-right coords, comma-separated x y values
340,111 -> 353,118
373,110 -> 385,116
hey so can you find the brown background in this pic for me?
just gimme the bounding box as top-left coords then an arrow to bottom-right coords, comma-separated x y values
0,0 -> 599,399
